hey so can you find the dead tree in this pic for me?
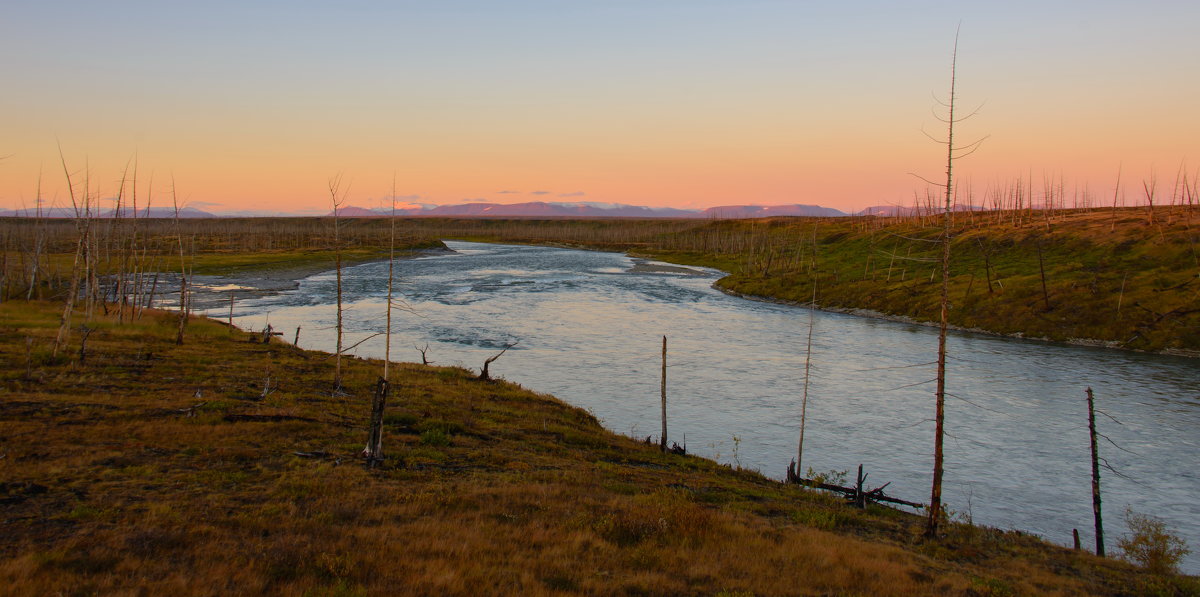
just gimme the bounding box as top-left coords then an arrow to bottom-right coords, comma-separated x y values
660,335 -> 668,452
416,343 -> 432,365
363,377 -> 389,467
797,235 -> 819,475
171,179 -> 189,345
364,187 -> 399,467
53,148 -> 87,357
924,28 -> 986,538
77,325 -> 93,364
478,342 -> 517,381
1087,386 -> 1105,556
328,175 -> 347,390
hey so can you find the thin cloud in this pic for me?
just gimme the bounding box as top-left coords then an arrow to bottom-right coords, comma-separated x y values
558,191 -> 586,198
496,190 -> 521,194
531,190 -> 551,196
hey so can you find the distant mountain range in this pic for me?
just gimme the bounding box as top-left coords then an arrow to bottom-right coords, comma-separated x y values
330,201 -> 851,219
3,200 -> 990,220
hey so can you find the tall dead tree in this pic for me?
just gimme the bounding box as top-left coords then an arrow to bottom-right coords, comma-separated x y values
329,175 -> 347,391
53,149 -> 87,357
171,179 -> 189,345
925,28 -> 986,537
796,278 -> 817,475
1086,387 -> 1105,557
364,183 -> 399,466
660,335 -> 668,452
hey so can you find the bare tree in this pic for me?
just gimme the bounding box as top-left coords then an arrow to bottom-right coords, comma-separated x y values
660,335 -> 668,452
53,148 -> 87,357
328,174 -> 347,391
364,180 -> 399,466
796,278 -> 817,475
1087,387 -> 1105,556
171,178 -> 189,345
924,28 -> 986,537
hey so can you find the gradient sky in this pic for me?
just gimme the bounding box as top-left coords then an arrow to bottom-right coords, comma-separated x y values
2,1 -> 1197,213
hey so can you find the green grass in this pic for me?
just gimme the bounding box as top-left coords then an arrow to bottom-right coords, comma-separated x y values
1,299 -> 1190,595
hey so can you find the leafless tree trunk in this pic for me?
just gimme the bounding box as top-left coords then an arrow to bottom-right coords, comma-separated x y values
796,279 -> 817,475
172,179 -> 189,345
1037,238 -> 1051,310
53,149 -> 86,357
363,377 -> 389,467
660,335 -> 668,452
1087,387 -> 1105,557
329,175 -> 347,390
927,28 -> 986,537
364,183 -> 399,465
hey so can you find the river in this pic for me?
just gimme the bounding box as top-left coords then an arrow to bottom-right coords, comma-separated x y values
201,240 -> 1200,571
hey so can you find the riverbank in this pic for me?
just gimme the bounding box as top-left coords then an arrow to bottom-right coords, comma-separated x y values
3,299 -> 1187,595
386,208 -> 1198,355
181,245 -> 452,311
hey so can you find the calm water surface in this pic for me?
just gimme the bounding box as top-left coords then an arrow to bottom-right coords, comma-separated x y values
207,241 -> 1200,571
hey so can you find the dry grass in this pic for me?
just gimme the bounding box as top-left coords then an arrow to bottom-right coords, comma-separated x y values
2,300 -> 1188,596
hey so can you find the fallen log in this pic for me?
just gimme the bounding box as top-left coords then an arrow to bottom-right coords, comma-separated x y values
786,460 -> 924,509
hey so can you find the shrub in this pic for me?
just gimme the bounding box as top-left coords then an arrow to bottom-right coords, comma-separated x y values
419,428 -> 451,447
1117,508 -> 1190,575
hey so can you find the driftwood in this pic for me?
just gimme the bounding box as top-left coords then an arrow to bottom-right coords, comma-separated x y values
178,402 -> 207,417
643,436 -> 686,455
223,413 -> 317,423
786,461 -> 924,510
478,341 -> 517,381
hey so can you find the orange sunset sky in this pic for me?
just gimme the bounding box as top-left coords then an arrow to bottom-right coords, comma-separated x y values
2,1 -> 1197,214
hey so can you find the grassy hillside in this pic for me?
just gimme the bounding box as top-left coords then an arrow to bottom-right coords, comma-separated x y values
1,300 -> 1193,595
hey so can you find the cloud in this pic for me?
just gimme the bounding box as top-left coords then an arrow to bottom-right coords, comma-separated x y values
531,190 -> 551,196
187,200 -> 225,208
557,191 -> 586,198
496,190 -> 520,194
463,197 -> 492,203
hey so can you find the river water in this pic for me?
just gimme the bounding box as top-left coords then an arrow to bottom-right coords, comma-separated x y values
205,241 -> 1200,571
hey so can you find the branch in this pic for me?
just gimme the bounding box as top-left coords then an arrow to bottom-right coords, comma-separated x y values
479,341 -> 519,380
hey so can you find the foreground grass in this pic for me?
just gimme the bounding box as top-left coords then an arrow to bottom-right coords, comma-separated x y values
2,301 -> 1191,596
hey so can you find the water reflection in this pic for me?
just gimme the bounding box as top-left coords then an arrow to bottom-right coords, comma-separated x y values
210,240 -> 1200,572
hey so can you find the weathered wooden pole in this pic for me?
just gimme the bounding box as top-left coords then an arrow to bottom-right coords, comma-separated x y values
1087,386 -> 1105,556
228,291 -> 235,331
854,464 -> 866,509
660,335 -> 668,452
364,377 -> 389,468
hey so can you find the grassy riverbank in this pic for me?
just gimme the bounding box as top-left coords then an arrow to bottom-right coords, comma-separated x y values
3,299 -> 1192,595
6,207 -> 1195,353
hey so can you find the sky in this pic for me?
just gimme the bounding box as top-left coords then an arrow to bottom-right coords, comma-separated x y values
2,1 -> 1198,213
